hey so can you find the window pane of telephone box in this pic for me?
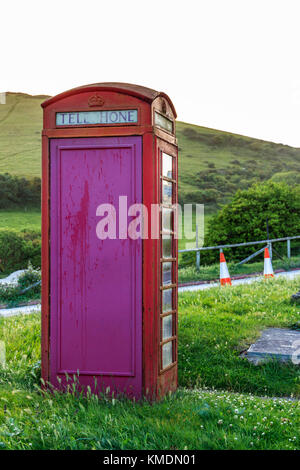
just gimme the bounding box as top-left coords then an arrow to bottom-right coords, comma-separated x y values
162,315 -> 173,340
162,288 -> 172,313
162,341 -> 173,368
163,262 -> 172,285
162,236 -> 172,259
162,208 -> 173,232
162,153 -> 173,179
162,181 -> 172,205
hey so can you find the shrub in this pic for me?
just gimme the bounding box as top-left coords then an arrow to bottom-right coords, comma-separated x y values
0,230 -> 41,273
0,284 -> 21,304
0,173 -> 41,209
204,181 -> 300,263
17,262 -> 41,293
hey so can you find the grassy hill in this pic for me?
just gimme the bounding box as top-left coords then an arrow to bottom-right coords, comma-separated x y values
0,92 -> 48,177
1,92 -> 300,208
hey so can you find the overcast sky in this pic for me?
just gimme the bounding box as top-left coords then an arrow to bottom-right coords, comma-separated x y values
1,0 -> 300,146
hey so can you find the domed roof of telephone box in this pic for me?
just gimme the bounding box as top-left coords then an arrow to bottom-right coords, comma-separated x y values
42,82 -> 177,118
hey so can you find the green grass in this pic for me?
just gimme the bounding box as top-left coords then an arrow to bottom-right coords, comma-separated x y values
178,278 -> 300,397
0,93 -> 47,178
0,209 -> 41,232
0,384 -> 299,450
0,279 -> 300,449
178,256 -> 300,283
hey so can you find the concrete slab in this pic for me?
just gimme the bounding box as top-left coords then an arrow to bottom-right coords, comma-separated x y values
245,328 -> 300,364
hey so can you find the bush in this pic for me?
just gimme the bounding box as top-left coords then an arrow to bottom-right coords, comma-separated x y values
0,284 -> 21,304
203,181 -> 300,263
0,173 -> 40,209
0,263 -> 41,306
17,263 -> 41,293
0,230 -> 41,273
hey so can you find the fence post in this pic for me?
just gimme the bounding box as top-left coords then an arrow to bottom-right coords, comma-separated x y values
195,223 -> 200,270
268,241 -> 272,260
287,239 -> 291,259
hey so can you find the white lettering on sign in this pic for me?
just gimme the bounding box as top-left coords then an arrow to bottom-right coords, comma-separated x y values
56,110 -> 138,126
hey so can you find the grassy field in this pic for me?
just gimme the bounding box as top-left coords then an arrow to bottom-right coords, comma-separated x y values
2,92 -> 300,208
0,278 -> 300,449
178,278 -> 300,397
0,210 -> 41,232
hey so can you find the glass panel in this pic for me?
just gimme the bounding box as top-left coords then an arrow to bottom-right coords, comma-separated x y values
162,208 -> 173,232
162,236 -> 172,259
155,112 -> 173,133
162,180 -> 172,205
162,153 -> 173,179
162,315 -> 173,340
163,262 -> 172,285
162,341 -> 173,368
162,288 -> 173,313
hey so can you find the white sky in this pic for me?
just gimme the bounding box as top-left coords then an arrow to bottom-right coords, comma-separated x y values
1,0 -> 300,146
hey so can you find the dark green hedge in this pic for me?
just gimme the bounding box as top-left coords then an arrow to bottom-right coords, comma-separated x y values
0,173 -> 41,209
0,229 -> 41,272
182,181 -> 300,266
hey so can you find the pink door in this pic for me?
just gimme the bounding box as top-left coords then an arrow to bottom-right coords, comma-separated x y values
50,137 -> 142,398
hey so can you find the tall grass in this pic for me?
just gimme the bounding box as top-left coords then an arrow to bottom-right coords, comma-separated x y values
0,279 -> 300,449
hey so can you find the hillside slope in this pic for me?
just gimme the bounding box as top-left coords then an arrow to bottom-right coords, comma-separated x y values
0,92 -> 48,177
1,92 -> 300,206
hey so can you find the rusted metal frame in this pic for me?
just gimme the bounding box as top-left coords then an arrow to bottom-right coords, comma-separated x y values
159,361 -> 177,375
42,125 -> 153,138
160,283 -> 177,290
160,335 -> 177,346
142,131 -> 159,400
154,127 -> 177,145
160,309 -> 177,318
158,142 -> 178,378
160,175 -> 176,184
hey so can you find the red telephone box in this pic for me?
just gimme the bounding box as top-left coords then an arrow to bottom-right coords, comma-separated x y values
41,83 -> 178,400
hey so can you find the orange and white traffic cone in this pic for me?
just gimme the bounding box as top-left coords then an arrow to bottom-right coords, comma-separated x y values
264,247 -> 274,278
220,251 -> 232,286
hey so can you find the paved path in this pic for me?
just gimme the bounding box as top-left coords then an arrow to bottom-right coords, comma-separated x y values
0,303 -> 41,318
179,268 -> 300,293
1,269 -> 300,317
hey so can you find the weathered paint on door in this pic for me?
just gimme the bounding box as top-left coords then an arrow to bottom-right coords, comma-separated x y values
50,137 -> 142,398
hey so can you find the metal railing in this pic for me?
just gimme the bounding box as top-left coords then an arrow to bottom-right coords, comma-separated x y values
179,234 -> 300,270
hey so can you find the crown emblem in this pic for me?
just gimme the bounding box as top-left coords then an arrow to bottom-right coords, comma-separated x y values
88,94 -> 105,107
